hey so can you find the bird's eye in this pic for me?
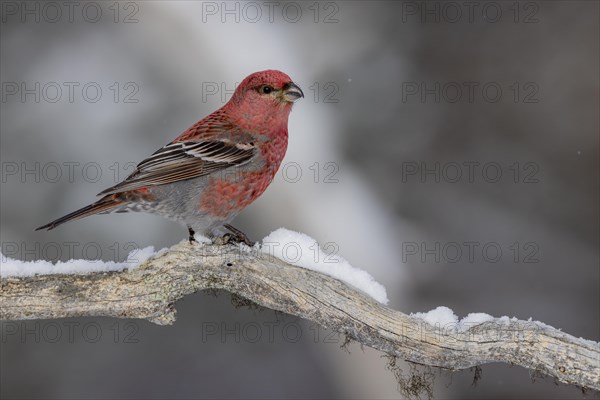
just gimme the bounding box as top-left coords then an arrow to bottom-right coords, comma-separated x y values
260,85 -> 274,94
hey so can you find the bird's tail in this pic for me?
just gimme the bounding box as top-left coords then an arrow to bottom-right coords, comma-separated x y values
35,195 -> 122,231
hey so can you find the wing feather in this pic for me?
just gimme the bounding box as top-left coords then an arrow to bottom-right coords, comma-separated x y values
98,140 -> 256,196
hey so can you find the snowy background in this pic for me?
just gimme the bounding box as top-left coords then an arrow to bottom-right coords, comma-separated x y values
1,1 -> 598,398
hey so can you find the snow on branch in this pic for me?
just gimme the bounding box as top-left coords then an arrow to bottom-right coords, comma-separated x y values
1,231 -> 599,392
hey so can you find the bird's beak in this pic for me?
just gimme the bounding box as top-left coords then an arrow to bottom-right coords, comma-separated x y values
282,82 -> 304,103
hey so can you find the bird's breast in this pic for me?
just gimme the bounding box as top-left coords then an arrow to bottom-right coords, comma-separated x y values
197,132 -> 288,219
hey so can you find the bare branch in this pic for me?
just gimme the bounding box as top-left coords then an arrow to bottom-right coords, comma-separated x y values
1,240 -> 598,391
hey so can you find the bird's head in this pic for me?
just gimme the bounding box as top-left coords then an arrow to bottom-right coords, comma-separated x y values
226,70 -> 303,122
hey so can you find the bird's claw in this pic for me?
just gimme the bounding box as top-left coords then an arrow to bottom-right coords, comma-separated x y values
214,224 -> 255,247
187,225 -> 197,244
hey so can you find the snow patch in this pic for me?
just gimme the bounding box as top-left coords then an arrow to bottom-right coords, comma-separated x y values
411,306 -> 497,332
459,312 -> 495,330
260,228 -> 389,304
411,306 -> 459,327
1,246 -> 164,278
409,306 -> 596,339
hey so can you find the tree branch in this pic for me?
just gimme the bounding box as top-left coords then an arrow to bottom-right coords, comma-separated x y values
1,240 -> 598,391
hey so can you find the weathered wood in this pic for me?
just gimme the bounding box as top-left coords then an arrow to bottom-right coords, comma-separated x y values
1,240 -> 598,391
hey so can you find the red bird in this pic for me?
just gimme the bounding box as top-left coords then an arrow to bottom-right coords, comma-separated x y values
36,70 -> 304,245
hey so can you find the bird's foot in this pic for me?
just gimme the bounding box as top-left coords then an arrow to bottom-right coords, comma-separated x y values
214,224 -> 255,247
187,225 -> 197,244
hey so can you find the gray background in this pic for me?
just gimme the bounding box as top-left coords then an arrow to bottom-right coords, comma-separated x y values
1,1 -> 598,398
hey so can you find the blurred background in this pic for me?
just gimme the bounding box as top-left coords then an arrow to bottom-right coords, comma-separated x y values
1,1 -> 598,398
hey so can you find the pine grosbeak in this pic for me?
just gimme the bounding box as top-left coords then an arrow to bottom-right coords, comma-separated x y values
36,70 -> 303,244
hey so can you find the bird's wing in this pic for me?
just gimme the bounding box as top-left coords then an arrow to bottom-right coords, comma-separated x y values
97,140 -> 256,196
